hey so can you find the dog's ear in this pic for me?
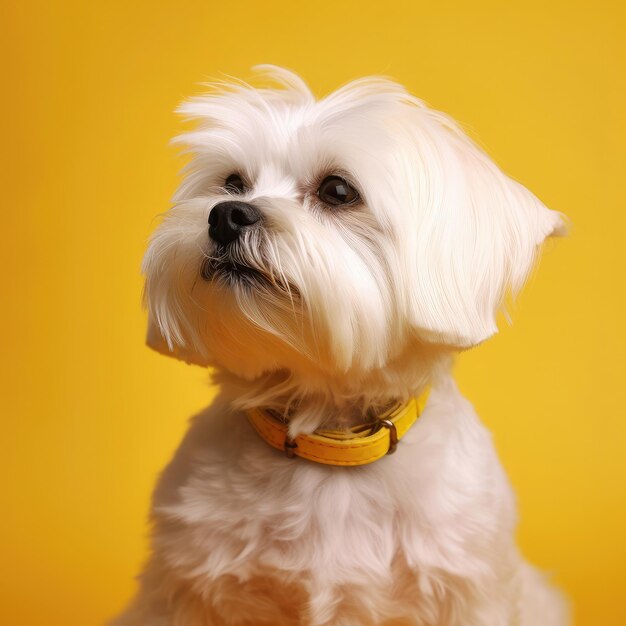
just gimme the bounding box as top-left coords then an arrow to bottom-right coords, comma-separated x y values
142,224 -> 212,368
146,313 -> 210,366
406,116 -> 566,348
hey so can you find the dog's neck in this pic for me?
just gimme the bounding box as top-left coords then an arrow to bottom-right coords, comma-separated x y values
213,354 -> 447,436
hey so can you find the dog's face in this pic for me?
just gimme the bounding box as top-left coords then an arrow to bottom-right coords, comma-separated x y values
144,66 -> 564,382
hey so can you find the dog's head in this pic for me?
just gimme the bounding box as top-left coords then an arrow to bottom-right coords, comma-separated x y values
144,66 -> 564,382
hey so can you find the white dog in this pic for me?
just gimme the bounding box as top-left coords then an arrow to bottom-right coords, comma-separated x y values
113,66 -> 567,626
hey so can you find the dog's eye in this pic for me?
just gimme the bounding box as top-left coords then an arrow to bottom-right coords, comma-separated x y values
317,176 -> 359,206
224,174 -> 246,194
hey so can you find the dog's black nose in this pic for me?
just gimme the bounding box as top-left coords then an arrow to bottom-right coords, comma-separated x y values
208,201 -> 261,245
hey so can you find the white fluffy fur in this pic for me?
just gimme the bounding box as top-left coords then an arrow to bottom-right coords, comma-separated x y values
114,66 -> 567,625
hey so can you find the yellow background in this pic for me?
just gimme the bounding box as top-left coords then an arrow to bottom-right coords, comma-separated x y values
2,1 -> 625,624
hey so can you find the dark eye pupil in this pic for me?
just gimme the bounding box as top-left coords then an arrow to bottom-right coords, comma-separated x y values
318,176 -> 358,206
225,174 -> 245,193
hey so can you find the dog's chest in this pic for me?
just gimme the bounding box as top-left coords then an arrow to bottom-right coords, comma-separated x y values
150,397 -> 517,624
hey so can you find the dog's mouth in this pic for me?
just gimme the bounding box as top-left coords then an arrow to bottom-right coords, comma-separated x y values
201,256 -> 266,287
200,254 -> 300,300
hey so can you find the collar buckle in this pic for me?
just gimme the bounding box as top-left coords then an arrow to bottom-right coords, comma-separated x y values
284,435 -> 298,458
377,418 -> 399,454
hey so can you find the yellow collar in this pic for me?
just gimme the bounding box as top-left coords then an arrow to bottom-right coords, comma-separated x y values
246,391 -> 429,467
